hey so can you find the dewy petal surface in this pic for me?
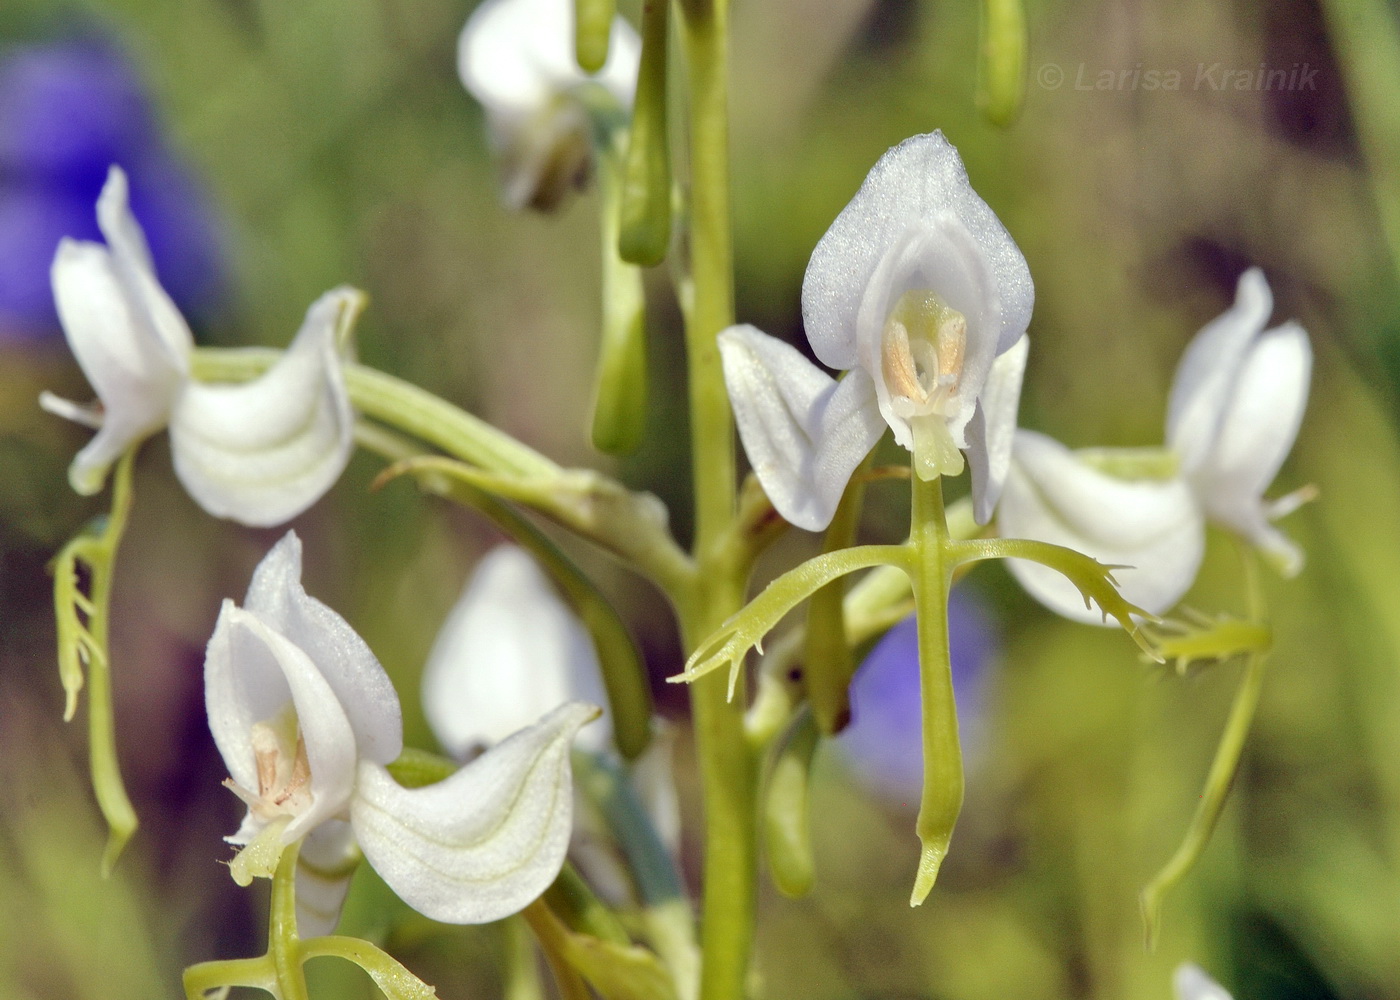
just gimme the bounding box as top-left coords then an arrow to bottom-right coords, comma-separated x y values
1166,267 -> 1272,474
964,333 -> 1029,524
998,430 -> 1205,624
1173,964 -> 1234,1000
458,0 -> 640,118
421,545 -> 610,758
243,532 -> 403,767
802,131 -> 1033,372
169,287 -> 358,527
719,324 -> 885,531
49,166 -> 193,493
351,702 -> 600,924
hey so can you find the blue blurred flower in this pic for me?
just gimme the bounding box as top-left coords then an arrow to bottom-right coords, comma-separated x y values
0,39 -> 223,342
837,588 -> 997,806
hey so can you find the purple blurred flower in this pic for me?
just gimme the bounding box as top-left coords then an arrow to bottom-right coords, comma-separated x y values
0,40 -> 223,342
838,588 -> 997,807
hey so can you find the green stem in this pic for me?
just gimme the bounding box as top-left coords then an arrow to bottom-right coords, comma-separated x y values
300,937 -> 438,1000
1138,549 -> 1270,950
503,916 -> 546,1000
523,900 -> 594,1000
674,0 -> 757,996
762,708 -> 820,898
908,476 -> 963,907
269,841 -> 310,1000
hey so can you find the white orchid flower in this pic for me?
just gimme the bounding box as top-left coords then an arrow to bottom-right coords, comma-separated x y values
206,532 -> 599,933
998,269 -> 1311,624
41,166 -> 358,527
1174,963 -> 1234,1000
458,0 -> 641,209
719,132 -> 1033,531
1166,267 -> 1312,576
421,544 -> 612,758
997,431 -> 1205,624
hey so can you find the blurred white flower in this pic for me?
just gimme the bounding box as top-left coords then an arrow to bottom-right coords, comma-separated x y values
41,166 -> 358,526
422,544 -> 612,757
998,268 -> 1311,623
205,532 -> 598,932
720,132 -> 1033,530
997,431 -> 1205,624
1174,963 -> 1234,1000
458,0 -> 641,209
1167,267 -> 1312,576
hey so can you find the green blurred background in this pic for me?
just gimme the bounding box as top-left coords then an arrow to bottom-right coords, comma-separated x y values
3,0 -> 1400,997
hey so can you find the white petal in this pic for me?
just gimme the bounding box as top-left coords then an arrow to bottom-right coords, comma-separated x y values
244,532 -> 403,767
1166,268 -> 1272,473
351,702 -> 601,924
296,819 -> 359,937
204,604 -> 359,842
170,287 -> 358,527
50,236 -> 188,494
421,545 -> 610,758
1189,322 -> 1311,575
997,431 -> 1205,624
458,0 -> 641,118
802,131 -> 1033,373
719,324 -> 885,531
965,334 -> 1029,524
1173,964 -> 1233,1000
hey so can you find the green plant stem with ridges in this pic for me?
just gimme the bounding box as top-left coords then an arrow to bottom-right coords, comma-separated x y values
675,0 -> 758,995
269,841 -> 311,1000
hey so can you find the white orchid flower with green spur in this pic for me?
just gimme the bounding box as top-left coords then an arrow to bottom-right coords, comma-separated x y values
459,0 -> 641,210
997,268 -> 1311,623
1174,963 -> 1235,1000
719,131 -> 1033,531
206,532 -> 599,934
40,166 -> 358,527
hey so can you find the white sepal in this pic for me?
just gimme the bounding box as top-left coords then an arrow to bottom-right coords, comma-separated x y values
49,166 -> 193,494
1173,964 -> 1233,1000
964,333 -> 1029,524
997,431 -> 1204,624
351,701 -> 601,925
170,288 -> 359,527
718,324 -> 885,532
1166,268 -> 1273,474
1166,270 -> 1312,576
241,532 -> 403,767
422,545 -> 611,758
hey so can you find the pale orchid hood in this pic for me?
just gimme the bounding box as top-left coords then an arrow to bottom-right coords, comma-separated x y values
206,532 -> 598,933
720,132 -> 1033,532
421,543 -> 613,758
41,166 -> 358,527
